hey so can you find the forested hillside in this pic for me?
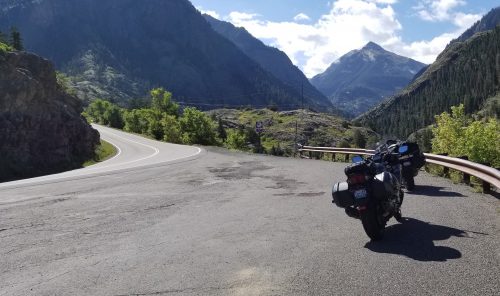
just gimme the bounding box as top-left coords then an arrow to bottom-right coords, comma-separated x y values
204,15 -> 335,113
357,26 -> 500,137
451,7 -> 500,44
0,0 -> 326,110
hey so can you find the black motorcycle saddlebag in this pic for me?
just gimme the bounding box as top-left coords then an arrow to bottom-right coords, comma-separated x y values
401,142 -> 426,169
371,172 -> 397,201
345,162 -> 369,176
332,182 -> 355,208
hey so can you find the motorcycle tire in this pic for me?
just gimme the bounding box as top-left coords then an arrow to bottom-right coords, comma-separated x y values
360,202 -> 384,241
405,176 -> 415,191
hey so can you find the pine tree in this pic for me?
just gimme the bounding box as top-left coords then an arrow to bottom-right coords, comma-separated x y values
0,30 -> 7,44
9,27 -> 23,51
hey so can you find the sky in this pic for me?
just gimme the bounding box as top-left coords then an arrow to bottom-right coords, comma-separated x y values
190,0 -> 498,78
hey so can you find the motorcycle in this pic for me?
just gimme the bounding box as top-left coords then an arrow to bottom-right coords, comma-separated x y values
397,142 -> 426,191
331,143 -> 408,241
375,140 -> 425,191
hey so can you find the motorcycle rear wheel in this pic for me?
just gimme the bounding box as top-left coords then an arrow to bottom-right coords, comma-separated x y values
405,176 -> 415,191
360,203 -> 384,241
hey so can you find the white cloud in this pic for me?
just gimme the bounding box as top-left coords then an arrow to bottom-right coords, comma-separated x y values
294,13 -> 311,22
228,0 -> 404,77
368,0 -> 399,3
224,0 -> 481,77
196,6 -> 220,19
452,12 -> 481,30
414,0 -> 465,21
228,11 -> 260,22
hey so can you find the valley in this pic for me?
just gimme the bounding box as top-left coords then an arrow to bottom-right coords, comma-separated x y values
0,1 -> 499,295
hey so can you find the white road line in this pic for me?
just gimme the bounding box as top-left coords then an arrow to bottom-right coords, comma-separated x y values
0,129 -> 203,189
85,129 -> 160,171
100,137 -> 122,163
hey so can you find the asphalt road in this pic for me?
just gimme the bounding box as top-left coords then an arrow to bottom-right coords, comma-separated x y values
0,125 -> 202,192
0,128 -> 499,296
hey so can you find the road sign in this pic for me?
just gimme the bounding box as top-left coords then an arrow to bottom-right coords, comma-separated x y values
255,121 -> 264,133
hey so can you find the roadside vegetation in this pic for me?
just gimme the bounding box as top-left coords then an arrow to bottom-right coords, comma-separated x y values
408,101 -> 500,190
431,104 -> 499,167
83,140 -> 117,167
0,27 -> 23,52
83,88 -> 379,157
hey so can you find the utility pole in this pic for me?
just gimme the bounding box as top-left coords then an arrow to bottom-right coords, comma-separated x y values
295,83 -> 305,157
301,83 -> 304,110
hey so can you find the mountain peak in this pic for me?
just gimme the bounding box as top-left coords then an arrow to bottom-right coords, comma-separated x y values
362,42 -> 384,51
310,42 -> 426,117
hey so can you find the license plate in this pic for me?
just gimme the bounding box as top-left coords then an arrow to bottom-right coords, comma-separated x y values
403,161 -> 412,166
354,189 -> 368,199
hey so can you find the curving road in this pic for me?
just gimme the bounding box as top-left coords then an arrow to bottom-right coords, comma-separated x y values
0,127 -> 499,296
0,125 -> 202,193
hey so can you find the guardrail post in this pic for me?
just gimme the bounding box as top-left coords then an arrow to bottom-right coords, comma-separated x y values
344,154 -> 349,162
439,153 -> 449,177
482,181 -> 491,194
331,153 -> 336,162
458,156 -> 470,185
480,162 -> 491,194
309,151 -> 312,159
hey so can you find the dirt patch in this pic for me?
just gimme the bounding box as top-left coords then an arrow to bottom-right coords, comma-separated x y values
296,192 -> 326,197
208,161 -> 272,180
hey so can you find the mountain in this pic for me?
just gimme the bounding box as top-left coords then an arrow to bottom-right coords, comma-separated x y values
310,42 -> 426,117
406,8 -> 500,84
0,0 -> 326,110
451,7 -> 500,44
356,24 -> 500,138
0,46 -> 99,182
203,15 -> 335,112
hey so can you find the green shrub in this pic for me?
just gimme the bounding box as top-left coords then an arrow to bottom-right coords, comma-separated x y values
432,104 -> 500,166
225,129 -> 247,150
0,42 -> 13,53
162,115 -> 182,144
180,107 -> 217,145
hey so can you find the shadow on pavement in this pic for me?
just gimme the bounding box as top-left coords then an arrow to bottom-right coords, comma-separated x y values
365,217 -> 469,262
409,185 -> 465,197
490,190 -> 500,200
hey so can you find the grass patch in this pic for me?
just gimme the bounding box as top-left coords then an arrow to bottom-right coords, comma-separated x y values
83,140 -> 117,167
0,42 -> 13,53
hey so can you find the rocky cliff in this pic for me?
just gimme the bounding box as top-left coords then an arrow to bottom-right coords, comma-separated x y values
0,49 -> 99,182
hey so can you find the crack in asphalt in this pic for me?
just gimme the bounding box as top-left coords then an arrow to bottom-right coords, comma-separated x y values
113,285 -> 237,296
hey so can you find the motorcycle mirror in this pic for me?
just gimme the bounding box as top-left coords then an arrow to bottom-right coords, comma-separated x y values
352,155 -> 364,163
398,145 -> 409,154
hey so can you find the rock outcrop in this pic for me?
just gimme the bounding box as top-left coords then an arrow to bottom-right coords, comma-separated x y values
0,50 -> 99,182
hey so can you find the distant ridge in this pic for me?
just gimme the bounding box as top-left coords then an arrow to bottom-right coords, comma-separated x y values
310,42 -> 425,117
357,9 -> 500,137
0,0 -> 331,111
204,14 -> 336,113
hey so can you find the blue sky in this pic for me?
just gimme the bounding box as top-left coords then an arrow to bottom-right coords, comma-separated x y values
190,0 -> 498,77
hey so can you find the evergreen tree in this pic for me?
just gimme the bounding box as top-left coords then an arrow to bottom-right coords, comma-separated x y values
0,30 -> 7,44
352,129 -> 366,148
9,27 -> 23,51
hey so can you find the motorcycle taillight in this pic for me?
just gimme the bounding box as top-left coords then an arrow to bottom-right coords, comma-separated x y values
348,174 -> 366,185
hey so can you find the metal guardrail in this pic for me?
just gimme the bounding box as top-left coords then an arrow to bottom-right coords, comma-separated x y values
298,145 -> 500,193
